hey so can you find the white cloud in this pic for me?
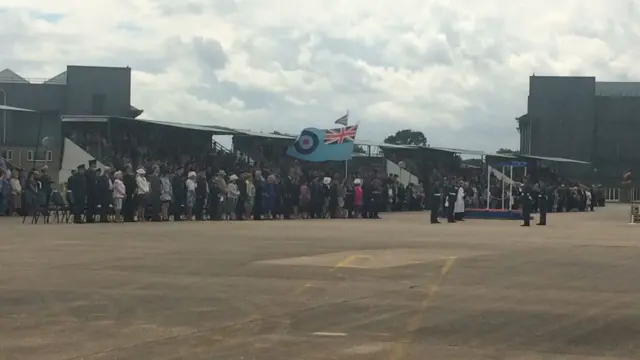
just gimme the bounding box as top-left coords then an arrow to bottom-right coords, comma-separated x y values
1,0 -> 639,151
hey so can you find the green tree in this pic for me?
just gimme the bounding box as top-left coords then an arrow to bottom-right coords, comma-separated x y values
353,145 -> 366,154
384,129 -> 428,146
496,148 -> 517,155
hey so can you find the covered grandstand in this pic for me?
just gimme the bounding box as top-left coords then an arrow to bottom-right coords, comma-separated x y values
58,116 -> 591,187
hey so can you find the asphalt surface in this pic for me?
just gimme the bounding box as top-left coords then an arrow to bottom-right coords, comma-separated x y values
1,204 -> 640,359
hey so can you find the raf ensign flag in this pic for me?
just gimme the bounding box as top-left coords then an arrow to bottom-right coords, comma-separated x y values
286,125 -> 359,162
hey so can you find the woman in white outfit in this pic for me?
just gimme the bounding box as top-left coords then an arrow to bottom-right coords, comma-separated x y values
135,168 -> 149,221
454,181 -> 466,221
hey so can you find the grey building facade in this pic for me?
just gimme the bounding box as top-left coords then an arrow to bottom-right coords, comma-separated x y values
518,76 -> 640,181
0,66 -> 138,181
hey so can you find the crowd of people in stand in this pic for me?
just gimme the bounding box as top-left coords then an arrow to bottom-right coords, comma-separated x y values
61,160 -> 426,223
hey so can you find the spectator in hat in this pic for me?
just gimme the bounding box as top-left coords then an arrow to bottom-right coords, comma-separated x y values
159,166 -> 173,221
10,170 -> 22,216
112,171 -> 126,222
226,174 -> 240,220
244,172 -> 255,220
135,168 -> 149,221
185,171 -> 197,220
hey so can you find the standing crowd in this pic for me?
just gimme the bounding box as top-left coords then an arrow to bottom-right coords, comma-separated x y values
62,160 -> 415,224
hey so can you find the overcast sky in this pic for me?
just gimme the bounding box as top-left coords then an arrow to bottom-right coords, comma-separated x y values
1,0 -> 639,152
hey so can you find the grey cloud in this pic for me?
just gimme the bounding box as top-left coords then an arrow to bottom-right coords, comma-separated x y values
191,70 -> 284,110
314,34 -> 454,71
233,29 -> 308,71
192,37 -> 228,70
418,41 -> 453,67
313,36 -> 388,68
211,0 -> 238,14
307,52 -> 378,95
155,0 -> 238,15
155,1 -> 204,15
101,37 -> 195,75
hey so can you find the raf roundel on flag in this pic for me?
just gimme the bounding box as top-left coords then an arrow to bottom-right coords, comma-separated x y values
293,129 -> 319,155
286,126 -> 359,162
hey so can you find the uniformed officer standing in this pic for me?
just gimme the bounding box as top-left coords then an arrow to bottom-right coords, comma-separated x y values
70,164 -> 87,224
429,181 -> 441,224
446,179 -> 457,223
537,181 -> 548,226
520,179 -> 533,227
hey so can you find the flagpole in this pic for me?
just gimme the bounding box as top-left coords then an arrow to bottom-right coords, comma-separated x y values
344,111 -> 349,178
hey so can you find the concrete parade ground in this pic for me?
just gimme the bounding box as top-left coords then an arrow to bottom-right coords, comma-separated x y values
1,204 -> 640,360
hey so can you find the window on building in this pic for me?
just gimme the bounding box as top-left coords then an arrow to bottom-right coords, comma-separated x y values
4,149 -> 13,161
46,150 -> 53,161
26,150 -> 34,161
92,93 -> 106,115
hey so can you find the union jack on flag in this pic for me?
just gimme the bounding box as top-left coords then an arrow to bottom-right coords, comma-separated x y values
324,125 -> 358,144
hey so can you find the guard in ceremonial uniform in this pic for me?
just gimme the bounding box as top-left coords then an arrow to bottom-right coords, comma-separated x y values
520,180 -> 533,227
446,179 -> 457,223
537,181 -> 548,226
70,164 -> 87,224
429,181 -> 441,224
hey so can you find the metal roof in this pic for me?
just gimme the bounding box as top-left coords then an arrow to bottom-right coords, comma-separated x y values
231,129 -> 296,140
61,115 -> 109,122
518,154 -> 590,164
0,104 -> 37,112
360,140 -> 418,149
430,146 -> 517,158
133,118 -> 238,134
55,117 -> 592,165
60,116 -> 239,135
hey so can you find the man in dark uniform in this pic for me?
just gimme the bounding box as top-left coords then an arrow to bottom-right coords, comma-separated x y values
70,164 -> 87,224
122,164 -> 136,222
195,170 -> 207,220
445,178 -> 457,223
84,159 -> 98,223
537,180 -> 548,226
520,179 -> 533,227
429,181 -> 441,224
282,169 -> 297,219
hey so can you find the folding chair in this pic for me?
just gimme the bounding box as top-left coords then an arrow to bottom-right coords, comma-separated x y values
50,191 -> 67,224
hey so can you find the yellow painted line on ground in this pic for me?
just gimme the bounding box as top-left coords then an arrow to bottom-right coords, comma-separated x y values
390,256 -> 457,360
441,256 -> 456,275
245,253 -> 374,336
330,254 -> 372,271
312,332 -> 347,336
